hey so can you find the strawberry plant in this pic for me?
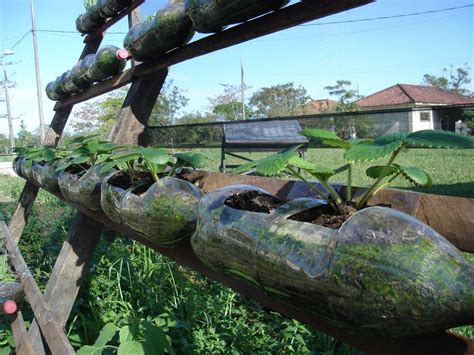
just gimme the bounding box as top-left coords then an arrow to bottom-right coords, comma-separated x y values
234,129 -> 473,211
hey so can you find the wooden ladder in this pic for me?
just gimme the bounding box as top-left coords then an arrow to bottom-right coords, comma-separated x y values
1,1 -> 473,354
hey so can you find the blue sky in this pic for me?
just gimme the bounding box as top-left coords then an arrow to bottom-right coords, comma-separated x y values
0,0 -> 473,137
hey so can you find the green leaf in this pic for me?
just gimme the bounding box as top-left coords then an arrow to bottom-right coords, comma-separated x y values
94,154 -> 110,165
118,341 -> 146,355
142,321 -> 171,355
174,152 -> 208,168
256,155 -> 287,176
232,160 -> 257,174
321,138 -> 352,150
85,140 -> 100,154
299,129 -> 339,140
71,156 -> 89,165
288,156 -> 334,178
366,165 -> 400,179
398,165 -> 432,187
93,323 -> 118,347
99,162 -> 116,174
42,148 -> 57,161
76,345 -> 102,355
119,325 -> 134,344
140,147 -> 170,165
405,130 -> 474,148
374,132 -> 409,145
345,141 -> 404,162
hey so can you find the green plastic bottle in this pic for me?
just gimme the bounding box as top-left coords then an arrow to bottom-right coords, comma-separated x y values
124,2 -> 194,62
85,46 -> 127,83
185,0 -> 289,33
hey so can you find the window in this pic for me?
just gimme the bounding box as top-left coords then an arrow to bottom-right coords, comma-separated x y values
420,112 -> 431,122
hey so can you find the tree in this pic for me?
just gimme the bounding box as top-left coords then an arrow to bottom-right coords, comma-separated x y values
16,120 -> 38,147
422,64 -> 472,95
249,82 -> 311,118
324,80 -> 361,112
323,80 -> 373,138
208,84 -> 251,121
71,80 -> 189,136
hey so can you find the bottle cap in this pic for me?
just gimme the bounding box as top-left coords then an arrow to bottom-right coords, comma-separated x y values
3,300 -> 17,315
116,49 -> 129,60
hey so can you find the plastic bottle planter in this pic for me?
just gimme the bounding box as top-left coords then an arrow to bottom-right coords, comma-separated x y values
31,161 -> 61,193
58,165 -> 107,211
12,157 -> 25,179
61,70 -> 81,95
191,185 -> 474,337
124,3 -> 194,62
85,46 -> 127,83
98,0 -> 134,18
185,0 -> 288,33
101,173 -> 202,247
45,76 -> 69,101
76,4 -> 105,34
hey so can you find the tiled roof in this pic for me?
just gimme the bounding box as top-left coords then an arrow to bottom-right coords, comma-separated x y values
307,99 -> 338,112
357,84 -> 474,107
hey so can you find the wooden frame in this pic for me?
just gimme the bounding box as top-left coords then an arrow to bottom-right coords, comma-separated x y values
3,1 -> 473,354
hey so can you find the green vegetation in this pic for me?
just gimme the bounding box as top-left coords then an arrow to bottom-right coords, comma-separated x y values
0,144 -> 473,353
234,130 -> 473,210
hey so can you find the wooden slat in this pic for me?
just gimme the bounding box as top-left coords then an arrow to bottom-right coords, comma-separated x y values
26,213 -> 103,355
108,69 -> 169,144
9,311 -> 35,355
83,0 -> 144,43
42,191 -> 473,355
54,0 -> 373,109
1,222 -> 75,355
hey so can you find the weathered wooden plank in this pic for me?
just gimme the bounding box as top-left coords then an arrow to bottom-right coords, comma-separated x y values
9,311 -> 35,355
1,222 -> 75,354
108,69 -> 169,145
44,192 -> 473,355
8,183 -> 40,245
26,213 -> 103,354
54,0 -> 373,109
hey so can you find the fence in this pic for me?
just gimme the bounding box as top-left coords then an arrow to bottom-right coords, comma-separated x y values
145,105 -> 473,148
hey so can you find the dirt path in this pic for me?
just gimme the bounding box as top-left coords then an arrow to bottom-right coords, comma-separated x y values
0,162 -> 15,177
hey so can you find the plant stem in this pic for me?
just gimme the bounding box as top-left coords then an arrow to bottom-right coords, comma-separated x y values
356,147 -> 404,209
347,162 -> 353,202
287,167 -> 338,211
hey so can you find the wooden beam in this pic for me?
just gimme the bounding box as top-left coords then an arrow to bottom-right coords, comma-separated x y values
41,193 -> 473,355
9,311 -> 35,355
1,223 -> 75,355
26,213 -> 104,354
108,69 -> 169,145
54,0 -> 373,109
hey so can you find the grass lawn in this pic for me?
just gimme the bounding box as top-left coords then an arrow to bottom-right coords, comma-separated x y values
0,147 -> 472,352
195,148 -> 474,198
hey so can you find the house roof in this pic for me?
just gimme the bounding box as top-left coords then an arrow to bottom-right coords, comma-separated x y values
307,99 -> 338,112
356,84 -> 474,107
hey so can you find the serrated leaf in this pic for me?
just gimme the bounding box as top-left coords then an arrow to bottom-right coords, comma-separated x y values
139,147 -> 169,165
299,129 -> 339,140
366,165 -> 400,179
288,156 -> 334,177
174,152 -> 209,168
321,138 -> 352,150
398,166 -> 432,187
232,160 -> 257,174
374,132 -> 409,145
256,155 -> 287,176
405,130 -> 474,148
345,141 -> 404,162
93,323 -> 118,347
118,341 -> 146,355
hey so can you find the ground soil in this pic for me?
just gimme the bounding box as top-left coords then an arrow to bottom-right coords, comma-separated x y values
225,191 -> 357,229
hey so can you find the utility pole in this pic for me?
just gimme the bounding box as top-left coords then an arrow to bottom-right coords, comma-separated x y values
30,0 -> 45,143
1,61 -> 15,152
241,59 -> 246,120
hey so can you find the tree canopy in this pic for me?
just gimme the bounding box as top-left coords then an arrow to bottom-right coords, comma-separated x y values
422,64 -> 472,96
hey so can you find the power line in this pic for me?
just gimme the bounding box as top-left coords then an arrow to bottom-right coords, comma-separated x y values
301,4 -> 474,26
35,29 -> 127,35
10,31 -> 32,50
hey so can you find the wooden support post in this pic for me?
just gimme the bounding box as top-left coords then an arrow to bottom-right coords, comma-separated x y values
26,213 -> 104,354
1,222 -> 75,354
108,68 -> 169,145
10,311 -> 34,355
